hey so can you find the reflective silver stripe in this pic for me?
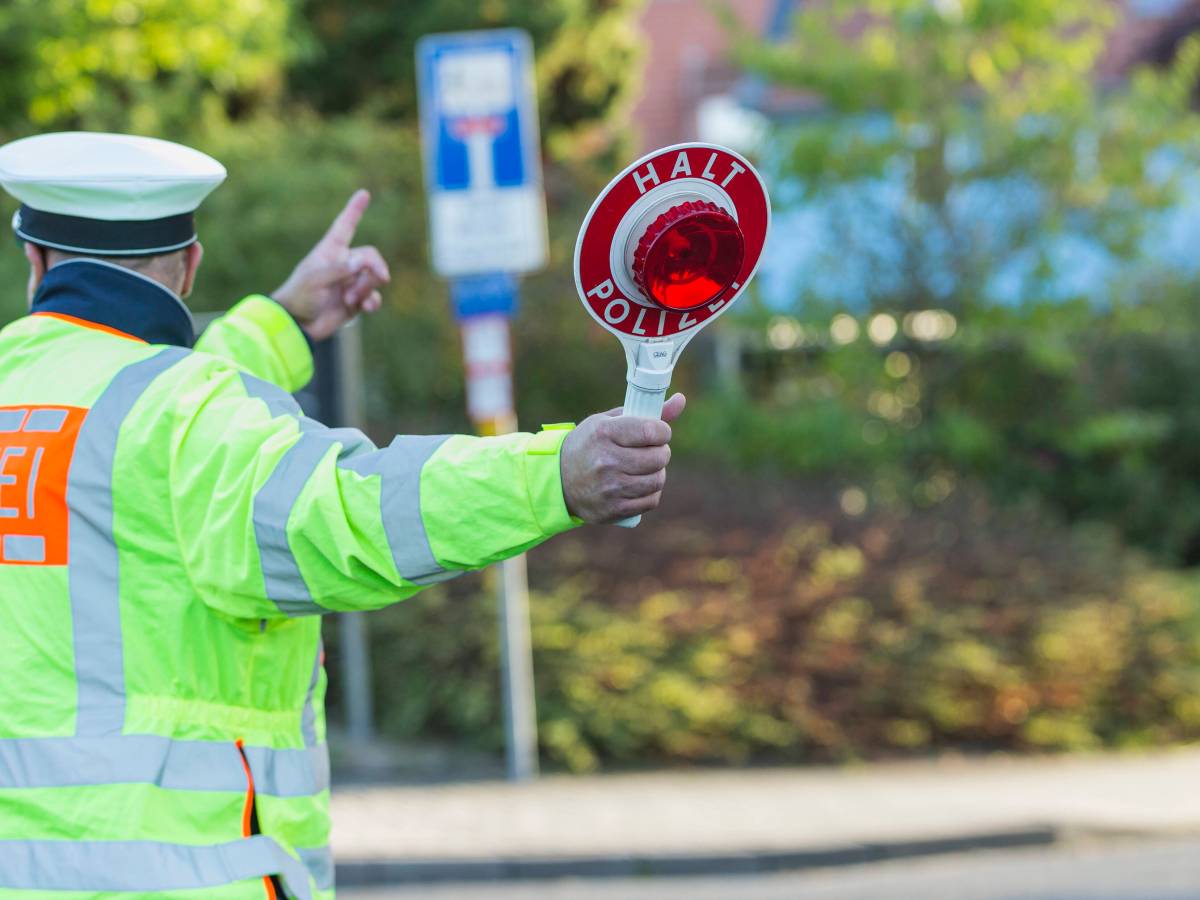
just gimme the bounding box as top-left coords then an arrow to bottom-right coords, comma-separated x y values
68,347 -> 190,736
244,373 -> 378,615
253,433 -> 334,616
411,568 -> 463,586
2,534 -> 44,563
0,410 -> 24,432
240,372 -> 375,458
297,846 -> 334,892
301,639 -> 322,747
240,372 -> 303,419
244,740 -> 330,799
0,836 -> 312,898
341,435 -> 456,584
0,735 -> 329,798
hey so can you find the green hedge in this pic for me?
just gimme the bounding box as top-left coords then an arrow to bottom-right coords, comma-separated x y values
328,472 -> 1200,771
681,293 -> 1200,566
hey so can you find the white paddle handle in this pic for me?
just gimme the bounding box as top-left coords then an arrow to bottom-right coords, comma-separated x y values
615,381 -> 668,528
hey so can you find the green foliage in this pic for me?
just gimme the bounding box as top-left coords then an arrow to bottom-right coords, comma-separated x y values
0,0 -> 294,136
335,474 -> 1200,770
288,0 -> 645,163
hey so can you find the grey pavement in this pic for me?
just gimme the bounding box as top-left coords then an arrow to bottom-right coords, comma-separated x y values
340,835 -> 1200,899
329,747 -> 1200,885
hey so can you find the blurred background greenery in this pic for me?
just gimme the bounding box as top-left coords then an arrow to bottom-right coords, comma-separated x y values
3,0 -> 1200,772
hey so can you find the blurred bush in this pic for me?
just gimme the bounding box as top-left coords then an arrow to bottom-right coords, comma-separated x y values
330,471 -> 1200,771
691,290 -> 1200,564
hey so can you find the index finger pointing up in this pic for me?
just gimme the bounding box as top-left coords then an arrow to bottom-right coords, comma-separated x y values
320,189 -> 371,248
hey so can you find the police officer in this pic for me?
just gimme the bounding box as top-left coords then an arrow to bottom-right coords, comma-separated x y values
0,132 -> 683,899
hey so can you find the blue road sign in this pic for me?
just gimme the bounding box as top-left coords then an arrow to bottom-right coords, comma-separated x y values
416,29 -> 548,277
450,273 -> 518,321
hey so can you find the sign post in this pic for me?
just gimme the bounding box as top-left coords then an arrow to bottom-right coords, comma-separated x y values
417,29 -> 547,782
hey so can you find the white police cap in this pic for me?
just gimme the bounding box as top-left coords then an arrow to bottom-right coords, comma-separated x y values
0,131 -> 226,256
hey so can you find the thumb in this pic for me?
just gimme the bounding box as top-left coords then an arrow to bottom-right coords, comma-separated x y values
660,393 -> 687,424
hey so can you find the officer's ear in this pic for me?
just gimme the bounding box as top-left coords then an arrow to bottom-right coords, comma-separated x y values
23,242 -> 47,307
180,241 -> 204,299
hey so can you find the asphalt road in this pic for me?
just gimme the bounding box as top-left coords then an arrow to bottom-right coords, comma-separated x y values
340,836 -> 1200,900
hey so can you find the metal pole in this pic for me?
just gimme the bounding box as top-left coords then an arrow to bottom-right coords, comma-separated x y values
499,552 -> 538,781
464,311 -> 539,782
333,323 -> 374,746
339,608 -> 374,744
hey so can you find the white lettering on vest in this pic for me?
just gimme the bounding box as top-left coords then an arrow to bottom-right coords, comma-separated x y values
0,446 -> 27,519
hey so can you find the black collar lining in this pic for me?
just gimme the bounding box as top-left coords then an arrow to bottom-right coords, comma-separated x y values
30,258 -> 195,347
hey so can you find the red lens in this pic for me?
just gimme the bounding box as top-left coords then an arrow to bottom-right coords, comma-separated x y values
633,202 -> 744,311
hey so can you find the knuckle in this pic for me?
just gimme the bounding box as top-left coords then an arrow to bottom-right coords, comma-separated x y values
616,498 -> 642,518
646,447 -> 669,471
611,446 -> 635,469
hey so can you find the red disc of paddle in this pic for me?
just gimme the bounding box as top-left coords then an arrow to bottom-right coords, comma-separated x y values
575,142 -> 770,341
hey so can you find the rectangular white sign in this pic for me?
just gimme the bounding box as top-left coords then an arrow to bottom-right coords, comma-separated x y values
416,30 -> 548,278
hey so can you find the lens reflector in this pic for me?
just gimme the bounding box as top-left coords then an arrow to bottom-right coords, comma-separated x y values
632,201 -> 744,311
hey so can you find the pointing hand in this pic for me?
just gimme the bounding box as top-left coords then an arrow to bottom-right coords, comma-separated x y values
272,189 -> 390,341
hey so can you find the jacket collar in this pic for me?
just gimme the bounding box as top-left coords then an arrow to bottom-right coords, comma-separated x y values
30,258 -> 195,347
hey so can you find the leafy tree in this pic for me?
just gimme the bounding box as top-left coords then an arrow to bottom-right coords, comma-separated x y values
736,0 -> 1200,315
287,0 -> 645,161
0,0 -> 294,138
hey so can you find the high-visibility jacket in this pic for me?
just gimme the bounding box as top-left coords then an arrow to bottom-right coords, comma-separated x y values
0,259 -> 578,899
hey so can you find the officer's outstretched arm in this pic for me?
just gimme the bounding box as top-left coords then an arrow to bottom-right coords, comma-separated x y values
169,364 -> 577,620
193,295 -> 314,393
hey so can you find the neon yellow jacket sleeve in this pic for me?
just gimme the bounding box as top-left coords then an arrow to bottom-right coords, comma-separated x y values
167,357 -> 577,620
193,294 -> 313,392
